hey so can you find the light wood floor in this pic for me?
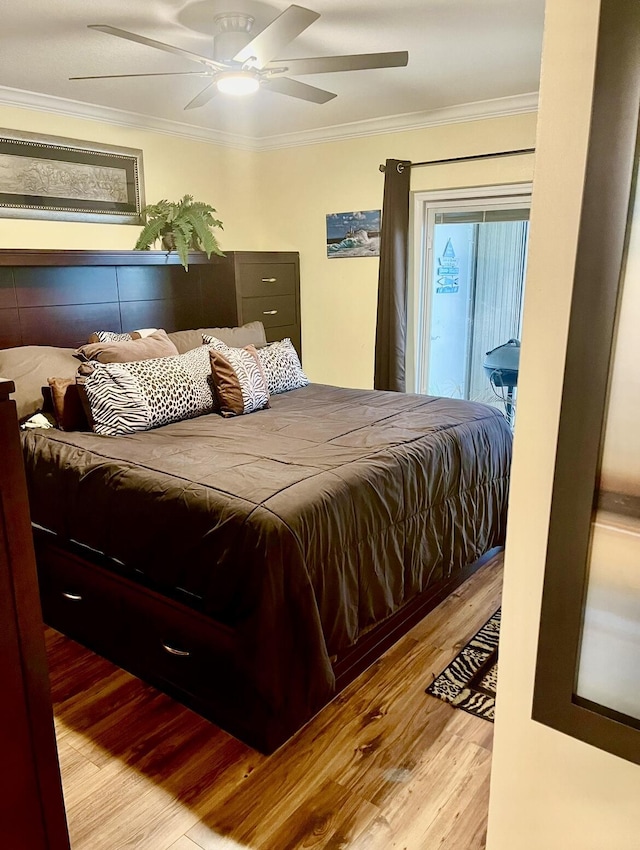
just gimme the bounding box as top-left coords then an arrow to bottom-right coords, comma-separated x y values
48,554 -> 503,850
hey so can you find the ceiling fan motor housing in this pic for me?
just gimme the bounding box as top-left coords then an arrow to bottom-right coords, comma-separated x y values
214,13 -> 255,64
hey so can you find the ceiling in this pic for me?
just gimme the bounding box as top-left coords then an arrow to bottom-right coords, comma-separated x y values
0,0 -> 545,148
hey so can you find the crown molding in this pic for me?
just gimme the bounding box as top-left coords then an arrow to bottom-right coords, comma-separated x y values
0,85 -> 257,151
255,92 -> 539,151
0,85 -> 538,153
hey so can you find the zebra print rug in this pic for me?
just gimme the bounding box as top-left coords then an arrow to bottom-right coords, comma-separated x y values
426,608 -> 500,721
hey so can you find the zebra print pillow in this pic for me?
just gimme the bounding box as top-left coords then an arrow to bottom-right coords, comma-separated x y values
89,330 -> 135,343
88,328 -> 159,343
209,345 -> 270,417
81,345 -> 216,436
203,335 -> 309,395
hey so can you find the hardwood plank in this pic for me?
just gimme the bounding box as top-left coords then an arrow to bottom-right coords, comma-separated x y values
188,556 -> 502,847
378,734 -> 491,848
167,837 -> 208,850
54,739 -> 101,810
261,779 -> 380,850
51,555 -> 503,850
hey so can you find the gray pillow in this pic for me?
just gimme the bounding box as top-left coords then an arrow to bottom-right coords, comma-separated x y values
0,345 -> 79,420
167,321 -> 267,354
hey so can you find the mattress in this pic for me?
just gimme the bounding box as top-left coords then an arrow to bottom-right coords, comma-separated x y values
22,383 -> 512,726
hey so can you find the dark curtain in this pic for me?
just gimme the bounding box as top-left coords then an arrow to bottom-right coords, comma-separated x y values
374,158 -> 412,392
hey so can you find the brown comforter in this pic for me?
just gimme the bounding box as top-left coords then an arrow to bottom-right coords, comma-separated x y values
22,383 -> 512,733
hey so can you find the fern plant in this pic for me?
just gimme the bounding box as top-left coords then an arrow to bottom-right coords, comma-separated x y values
134,195 -> 224,270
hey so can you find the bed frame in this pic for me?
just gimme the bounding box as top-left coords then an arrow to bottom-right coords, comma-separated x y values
2,249 -> 500,753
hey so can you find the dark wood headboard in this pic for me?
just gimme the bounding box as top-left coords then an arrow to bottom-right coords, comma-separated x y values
0,249 -> 271,349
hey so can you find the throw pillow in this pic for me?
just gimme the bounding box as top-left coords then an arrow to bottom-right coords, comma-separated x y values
88,330 -> 136,343
76,329 -> 178,364
88,328 -> 159,343
167,321 -> 268,354
209,345 -> 270,417
255,338 -> 309,395
81,345 -> 217,436
47,377 -> 89,431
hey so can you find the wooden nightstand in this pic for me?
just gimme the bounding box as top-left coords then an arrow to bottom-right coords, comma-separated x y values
204,251 -> 302,358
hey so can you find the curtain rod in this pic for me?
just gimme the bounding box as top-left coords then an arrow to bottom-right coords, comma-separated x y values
378,147 -> 535,173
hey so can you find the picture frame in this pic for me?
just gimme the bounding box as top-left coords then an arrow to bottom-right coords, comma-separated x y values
326,210 -> 381,258
0,128 -> 145,224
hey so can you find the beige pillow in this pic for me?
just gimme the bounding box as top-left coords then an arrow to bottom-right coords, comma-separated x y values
76,329 -> 179,363
0,345 -> 79,420
167,322 -> 267,354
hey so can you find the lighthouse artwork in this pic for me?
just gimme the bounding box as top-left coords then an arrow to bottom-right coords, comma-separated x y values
436,238 -> 460,294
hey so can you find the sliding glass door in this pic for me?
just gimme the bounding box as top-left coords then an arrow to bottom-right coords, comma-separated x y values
410,186 -> 531,425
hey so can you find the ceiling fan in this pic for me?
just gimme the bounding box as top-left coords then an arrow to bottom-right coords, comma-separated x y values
70,4 -> 408,110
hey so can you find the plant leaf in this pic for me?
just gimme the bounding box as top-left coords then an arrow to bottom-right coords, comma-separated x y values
173,219 -> 193,269
134,217 -> 166,250
191,215 -> 224,258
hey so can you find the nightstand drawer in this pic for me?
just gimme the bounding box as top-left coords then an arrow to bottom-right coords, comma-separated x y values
241,294 -> 297,328
236,263 -> 297,297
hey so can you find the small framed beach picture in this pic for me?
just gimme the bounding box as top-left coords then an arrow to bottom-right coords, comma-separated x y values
326,209 -> 381,258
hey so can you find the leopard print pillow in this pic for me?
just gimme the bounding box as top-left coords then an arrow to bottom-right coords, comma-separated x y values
203,335 -> 309,395
255,339 -> 309,395
81,345 -> 216,436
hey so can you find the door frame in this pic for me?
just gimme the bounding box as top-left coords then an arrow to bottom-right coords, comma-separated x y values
407,182 -> 532,394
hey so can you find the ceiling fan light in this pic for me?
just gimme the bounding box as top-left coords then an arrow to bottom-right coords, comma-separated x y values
216,72 -> 260,96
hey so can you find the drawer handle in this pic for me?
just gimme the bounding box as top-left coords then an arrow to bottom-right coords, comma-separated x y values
61,591 -> 83,602
261,277 -> 277,283
161,642 -> 191,658
263,309 -> 278,315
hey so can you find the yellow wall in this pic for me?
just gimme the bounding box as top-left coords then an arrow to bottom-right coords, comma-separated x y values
259,114 -> 536,387
0,102 -> 536,386
0,105 -> 262,251
487,1 -> 640,847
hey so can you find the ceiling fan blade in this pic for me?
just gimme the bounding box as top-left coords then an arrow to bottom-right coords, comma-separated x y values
265,51 -> 409,76
88,25 -> 228,72
184,81 -> 219,110
70,71 -> 210,80
262,77 -> 336,104
233,5 -> 320,69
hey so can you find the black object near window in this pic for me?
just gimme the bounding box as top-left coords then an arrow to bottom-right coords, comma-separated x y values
532,0 -> 640,764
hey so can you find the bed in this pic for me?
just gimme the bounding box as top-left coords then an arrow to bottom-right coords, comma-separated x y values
2,250 -> 512,753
